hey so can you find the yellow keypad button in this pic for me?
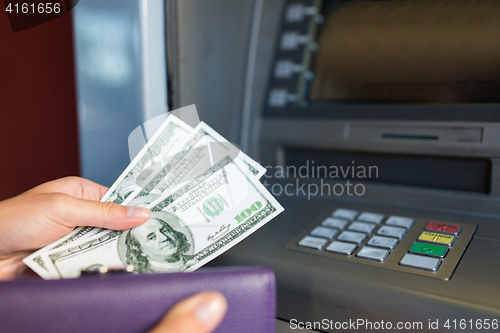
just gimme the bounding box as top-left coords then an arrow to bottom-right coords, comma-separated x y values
418,231 -> 455,246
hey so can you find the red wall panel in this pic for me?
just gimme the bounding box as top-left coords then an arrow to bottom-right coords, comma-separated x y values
0,11 -> 79,200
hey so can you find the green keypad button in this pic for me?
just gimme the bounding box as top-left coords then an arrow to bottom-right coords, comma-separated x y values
409,242 -> 448,258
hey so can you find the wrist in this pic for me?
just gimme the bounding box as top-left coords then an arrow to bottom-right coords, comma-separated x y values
0,252 -> 30,280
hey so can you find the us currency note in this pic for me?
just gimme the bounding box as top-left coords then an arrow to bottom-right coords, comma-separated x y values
126,121 -> 266,206
25,114 -> 269,278
22,227 -> 100,279
102,114 -> 194,204
39,154 -> 235,278
40,157 -> 282,279
23,114 -> 193,276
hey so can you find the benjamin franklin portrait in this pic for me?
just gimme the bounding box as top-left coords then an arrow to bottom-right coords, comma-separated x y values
118,211 -> 195,273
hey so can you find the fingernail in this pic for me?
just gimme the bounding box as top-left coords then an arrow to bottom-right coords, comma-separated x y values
195,294 -> 227,326
126,206 -> 150,219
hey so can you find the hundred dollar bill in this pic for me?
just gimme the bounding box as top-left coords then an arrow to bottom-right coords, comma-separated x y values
39,155 -> 236,278
40,157 -> 282,279
23,114 -> 193,275
128,121 -> 266,206
37,153 -> 240,278
26,113 -> 268,278
33,194 -> 161,279
103,114 -> 193,204
22,227 -> 100,279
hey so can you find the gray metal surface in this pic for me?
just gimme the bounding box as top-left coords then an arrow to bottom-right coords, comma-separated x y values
168,0 -> 284,156
171,0 -> 255,144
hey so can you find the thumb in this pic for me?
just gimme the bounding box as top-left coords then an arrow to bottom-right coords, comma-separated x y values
150,292 -> 227,333
57,194 -> 150,230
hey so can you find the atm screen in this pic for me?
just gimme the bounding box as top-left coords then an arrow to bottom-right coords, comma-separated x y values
266,0 -> 500,121
309,0 -> 500,104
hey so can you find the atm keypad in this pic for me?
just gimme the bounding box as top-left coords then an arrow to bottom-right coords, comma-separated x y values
357,247 -> 389,262
298,236 -> 328,250
310,226 -> 338,240
400,254 -> 441,271
331,208 -> 358,220
357,212 -> 384,224
417,231 -> 455,246
326,241 -> 357,255
321,217 -> 348,229
289,208 -> 477,280
367,235 -> 398,249
386,216 -> 415,229
425,222 -> 462,235
337,231 -> 367,244
408,243 -> 448,258
377,225 -> 407,239
348,221 -> 377,234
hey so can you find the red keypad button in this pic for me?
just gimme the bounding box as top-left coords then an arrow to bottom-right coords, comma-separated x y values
426,222 -> 462,235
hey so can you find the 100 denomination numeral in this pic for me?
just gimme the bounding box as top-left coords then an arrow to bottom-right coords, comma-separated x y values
234,201 -> 262,223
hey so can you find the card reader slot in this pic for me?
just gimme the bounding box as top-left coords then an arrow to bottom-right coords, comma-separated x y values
381,134 -> 439,140
349,125 -> 483,143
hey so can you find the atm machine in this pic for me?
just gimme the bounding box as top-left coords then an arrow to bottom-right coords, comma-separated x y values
75,0 -> 500,331
203,0 -> 500,331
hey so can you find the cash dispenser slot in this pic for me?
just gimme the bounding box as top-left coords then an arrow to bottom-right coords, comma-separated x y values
284,149 -> 492,194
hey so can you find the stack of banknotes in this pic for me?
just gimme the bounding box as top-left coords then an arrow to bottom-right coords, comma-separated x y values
23,110 -> 284,279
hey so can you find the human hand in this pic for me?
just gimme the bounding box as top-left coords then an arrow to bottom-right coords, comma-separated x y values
0,177 -> 228,333
150,291 -> 227,333
0,176 -> 150,279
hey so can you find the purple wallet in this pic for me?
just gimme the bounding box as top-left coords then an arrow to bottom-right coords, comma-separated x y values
0,267 -> 276,333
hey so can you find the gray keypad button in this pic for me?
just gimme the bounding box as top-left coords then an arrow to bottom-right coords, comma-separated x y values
348,221 -> 377,234
399,254 -> 441,271
321,217 -> 349,230
367,235 -> 399,249
386,216 -> 415,229
326,241 -> 357,255
357,246 -> 389,262
298,236 -> 328,250
377,225 -> 407,239
357,212 -> 385,224
310,226 -> 339,240
332,209 -> 358,221
337,231 -> 367,244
